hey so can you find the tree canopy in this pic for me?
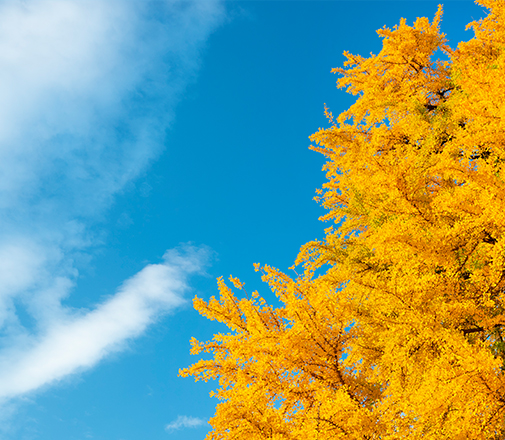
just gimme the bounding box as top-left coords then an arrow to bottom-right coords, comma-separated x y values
181,1 -> 505,438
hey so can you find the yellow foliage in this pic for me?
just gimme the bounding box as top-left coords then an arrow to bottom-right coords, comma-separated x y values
181,1 -> 505,438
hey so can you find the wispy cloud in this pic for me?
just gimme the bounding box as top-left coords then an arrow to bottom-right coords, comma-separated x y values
0,245 -> 210,401
165,415 -> 207,432
0,0 -> 224,406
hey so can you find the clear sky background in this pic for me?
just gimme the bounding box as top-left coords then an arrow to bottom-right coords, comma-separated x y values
0,1 -> 485,439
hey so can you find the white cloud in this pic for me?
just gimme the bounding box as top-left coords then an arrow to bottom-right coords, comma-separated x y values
0,245 -> 209,401
0,0 -> 224,220
0,0 -> 224,406
165,415 -> 207,432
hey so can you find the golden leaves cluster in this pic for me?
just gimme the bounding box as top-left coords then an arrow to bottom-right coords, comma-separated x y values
181,1 -> 505,438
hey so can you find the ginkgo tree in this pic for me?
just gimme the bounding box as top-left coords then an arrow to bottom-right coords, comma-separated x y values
181,1 -> 505,438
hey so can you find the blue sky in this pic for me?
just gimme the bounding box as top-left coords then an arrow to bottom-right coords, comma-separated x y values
0,1 -> 485,439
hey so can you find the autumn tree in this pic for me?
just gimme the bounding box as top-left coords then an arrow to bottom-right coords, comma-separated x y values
181,1 -> 505,438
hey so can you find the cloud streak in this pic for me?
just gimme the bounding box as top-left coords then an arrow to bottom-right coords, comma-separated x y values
166,415 -> 207,432
0,0 -> 224,404
0,246 -> 208,401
